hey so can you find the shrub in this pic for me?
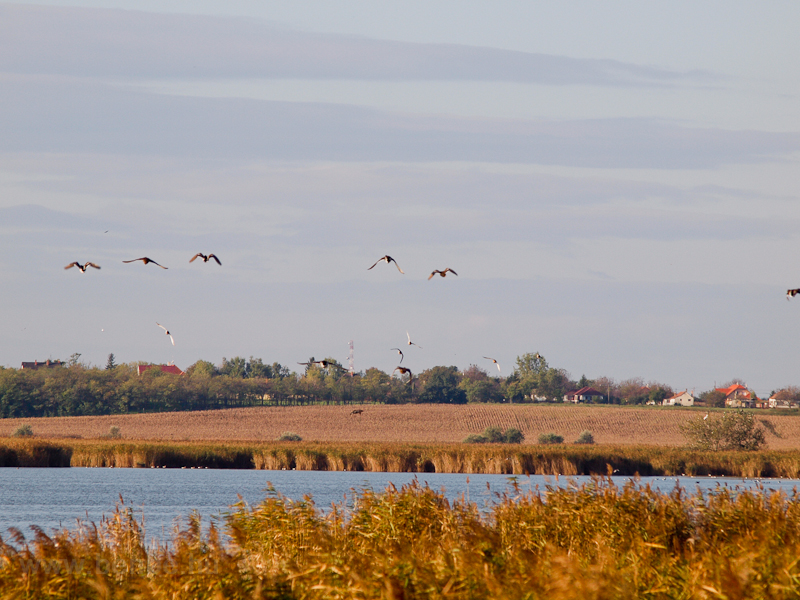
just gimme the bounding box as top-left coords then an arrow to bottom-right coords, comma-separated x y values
463,427 -> 525,444
680,409 -> 766,451
278,432 -> 302,442
538,432 -> 564,445
575,430 -> 595,444
12,424 -> 33,438
503,428 -> 524,444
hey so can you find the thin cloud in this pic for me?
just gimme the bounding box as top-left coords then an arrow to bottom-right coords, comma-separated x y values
0,4 -> 711,86
2,76 -> 798,168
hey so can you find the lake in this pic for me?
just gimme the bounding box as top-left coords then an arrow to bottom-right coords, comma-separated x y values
1,468 -> 797,543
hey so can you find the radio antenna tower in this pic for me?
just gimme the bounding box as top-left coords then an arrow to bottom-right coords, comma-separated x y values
348,340 -> 354,375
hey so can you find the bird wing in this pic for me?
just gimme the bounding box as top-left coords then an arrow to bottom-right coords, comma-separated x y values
189,253 -> 203,263
156,323 -> 168,333
447,268 -> 458,276
168,334 -> 175,346
122,259 -> 141,263
428,271 -> 437,280
483,356 -> 496,362
153,260 -> 168,269
367,257 -> 386,270
389,257 -> 404,273
86,262 -> 101,269
209,254 -> 222,265
64,262 -> 79,270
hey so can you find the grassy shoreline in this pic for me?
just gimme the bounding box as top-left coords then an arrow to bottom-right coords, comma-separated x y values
4,438 -> 800,477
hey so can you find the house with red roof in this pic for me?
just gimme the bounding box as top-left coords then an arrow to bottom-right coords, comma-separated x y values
137,364 -> 184,376
564,386 -> 605,403
716,383 -> 754,408
21,359 -> 64,370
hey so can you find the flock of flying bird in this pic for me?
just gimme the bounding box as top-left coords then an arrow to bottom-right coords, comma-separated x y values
65,251 -> 496,380
65,253 -> 221,347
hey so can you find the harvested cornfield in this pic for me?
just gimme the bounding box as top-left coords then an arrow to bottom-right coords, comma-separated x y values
0,404 -> 798,448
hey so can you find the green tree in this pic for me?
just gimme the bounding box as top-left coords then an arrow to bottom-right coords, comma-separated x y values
246,357 -> 272,378
459,365 -> 502,403
417,366 -> 466,404
700,389 -> 726,408
105,353 -> 117,370
221,356 -> 248,378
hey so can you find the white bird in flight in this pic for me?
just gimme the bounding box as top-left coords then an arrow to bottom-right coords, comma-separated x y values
64,261 -> 101,273
406,332 -> 422,348
368,255 -> 404,274
391,348 -> 405,364
156,323 -> 175,346
483,357 -> 501,373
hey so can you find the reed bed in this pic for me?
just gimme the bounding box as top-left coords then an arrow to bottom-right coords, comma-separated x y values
4,478 -> 800,598
7,439 -> 800,477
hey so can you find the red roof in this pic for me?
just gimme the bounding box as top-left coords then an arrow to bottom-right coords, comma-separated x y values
569,386 -> 604,397
137,364 -> 184,376
716,384 -> 748,396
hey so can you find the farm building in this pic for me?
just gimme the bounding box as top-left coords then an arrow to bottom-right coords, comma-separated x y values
137,364 -> 184,376
662,390 -> 695,407
21,360 -> 64,370
716,383 -> 754,408
564,386 -> 605,403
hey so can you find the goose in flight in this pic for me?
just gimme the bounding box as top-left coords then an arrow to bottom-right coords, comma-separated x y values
428,268 -> 457,280
190,253 -> 221,265
483,357 -> 501,373
788,288 -> 800,300
123,257 -> 168,269
406,332 -> 422,348
156,323 -> 175,346
64,261 -> 100,273
394,366 -> 413,381
391,348 -> 405,364
298,360 -> 346,370
368,255 -> 404,274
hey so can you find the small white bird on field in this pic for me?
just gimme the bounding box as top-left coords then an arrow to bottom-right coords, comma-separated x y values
406,332 -> 422,348
156,322 -> 175,346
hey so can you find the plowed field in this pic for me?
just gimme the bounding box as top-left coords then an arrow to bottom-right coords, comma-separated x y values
2,405 -> 799,449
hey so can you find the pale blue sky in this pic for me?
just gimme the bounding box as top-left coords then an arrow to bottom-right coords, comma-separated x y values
1,1 -> 799,396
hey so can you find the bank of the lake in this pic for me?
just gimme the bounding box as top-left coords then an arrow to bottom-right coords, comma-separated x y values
5,439 -> 800,477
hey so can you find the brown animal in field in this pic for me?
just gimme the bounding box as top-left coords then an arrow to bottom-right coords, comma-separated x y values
350,409 -> 364,416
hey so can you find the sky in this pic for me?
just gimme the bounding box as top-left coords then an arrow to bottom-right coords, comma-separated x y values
1,1 -> 799,396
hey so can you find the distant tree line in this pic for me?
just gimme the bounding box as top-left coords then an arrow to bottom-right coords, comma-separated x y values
1,352 -> 795,419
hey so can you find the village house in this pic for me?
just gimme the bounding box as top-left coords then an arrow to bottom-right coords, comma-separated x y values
137,364 -> 184,376
717,383 -> 755,409
21,360 -> 64,370
768,393 -> 798,409
564,386 -> 605,403
662,390 -> 695,407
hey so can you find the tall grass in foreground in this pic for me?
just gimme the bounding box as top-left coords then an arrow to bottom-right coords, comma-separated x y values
3,479 -> 800,598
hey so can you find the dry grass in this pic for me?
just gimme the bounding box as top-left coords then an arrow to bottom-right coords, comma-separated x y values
1,404 -> 798,448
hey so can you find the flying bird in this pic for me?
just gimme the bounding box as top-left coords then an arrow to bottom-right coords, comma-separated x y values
394,366 -> 413,380
367,255 -> 404,274
190,253 -> 222,265
391,348 -> 405,364
156,323 -> 175,346
298,360 -> 346,370
123,257 -> 168,269
787,288 -> 800,300
428,268 -> 457,280
406,332 -> 422,348
64,262 -> 100,273
483,357 -> 501,372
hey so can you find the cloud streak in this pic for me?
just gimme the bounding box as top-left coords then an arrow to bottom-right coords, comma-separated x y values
2,76 -> 797,168
0,4 -> 710,86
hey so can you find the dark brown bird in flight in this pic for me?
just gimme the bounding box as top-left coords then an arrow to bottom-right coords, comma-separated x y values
428,268 -> 457,280
190,253 -> 221,265
298,360 -> 345,370
483,357 -> 501,373
123,257 -> 167,269
368,255 -> 404,274
391,348 -> 404,364
64,262 -> 100,273
394,366 -> 413,379
788,288 -> 800,300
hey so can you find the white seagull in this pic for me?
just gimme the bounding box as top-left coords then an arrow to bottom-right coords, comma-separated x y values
64,261 -> 101,273
156,322 -> 175,346
483,357 -> 501,373
406,332 -> 422,348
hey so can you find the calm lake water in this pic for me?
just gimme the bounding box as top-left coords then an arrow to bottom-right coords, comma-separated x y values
1,468 -> 797,543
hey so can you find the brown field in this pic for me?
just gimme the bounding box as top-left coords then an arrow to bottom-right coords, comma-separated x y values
2,404 -> 799,448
